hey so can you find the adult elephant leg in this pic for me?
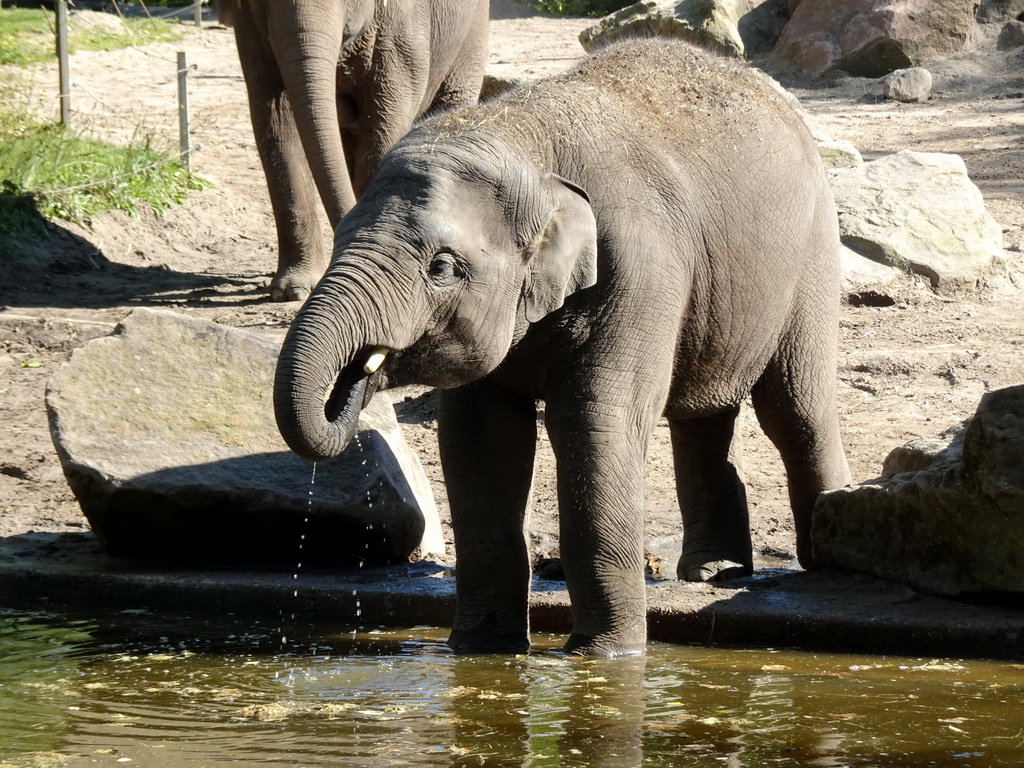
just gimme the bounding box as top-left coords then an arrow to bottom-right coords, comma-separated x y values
671,406 -> 753,582
234,18 -> 326,303
751,305 -> 852,569
546,397 -> 652,657
441,380 -> 536,654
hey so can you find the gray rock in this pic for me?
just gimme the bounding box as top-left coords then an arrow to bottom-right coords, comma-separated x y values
579,0 -> 745,58
839,244 -> 902,293
978,0 -> 1024,23
829,151 -> 1005,293
818,138 -> 862,170
46,308 -> 444,565
882,67 -> 932,103
881,423 -> 967,476
767,0 -> 977,79
733,0 -> 790,54
997,20 -> 1024,50
814,386 -> 1024,599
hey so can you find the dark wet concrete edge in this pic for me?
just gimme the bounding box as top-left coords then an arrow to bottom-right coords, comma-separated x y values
1,536 -> 1021,660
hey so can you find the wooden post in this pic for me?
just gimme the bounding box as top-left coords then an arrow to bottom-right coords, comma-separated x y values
177,51 -> 191,172
194,0 -> 203,28
56,0 -> 70,125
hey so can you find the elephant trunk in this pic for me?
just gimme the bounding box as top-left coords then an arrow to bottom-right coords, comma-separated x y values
274,258 -> 421,461
274,287 -> 379,461
274,4 -> 356,226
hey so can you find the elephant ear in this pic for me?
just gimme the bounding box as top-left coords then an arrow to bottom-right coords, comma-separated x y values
522,174 -> 598,324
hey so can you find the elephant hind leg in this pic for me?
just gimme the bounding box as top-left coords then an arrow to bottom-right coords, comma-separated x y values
750,330 -> 852,570
670,406 -> 753,582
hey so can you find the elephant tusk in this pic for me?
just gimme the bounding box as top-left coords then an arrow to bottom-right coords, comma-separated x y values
363,348 -> 389,374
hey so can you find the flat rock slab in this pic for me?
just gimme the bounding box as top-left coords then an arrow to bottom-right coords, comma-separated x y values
46,308 -> 444,565
1,532 -> 1022,660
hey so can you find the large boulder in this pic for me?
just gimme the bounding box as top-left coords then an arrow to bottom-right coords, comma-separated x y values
997,20 -> 1024,49
579,0 -> 746,57
734,0 -> 791,54
813,386 -> 1024,599
977,0 -> 1024,23
46,309 -> 444,565
767,0 -> 978,79
829,151 -> 1005,293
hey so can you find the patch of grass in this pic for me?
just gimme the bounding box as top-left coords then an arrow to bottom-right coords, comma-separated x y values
0,9 -> 204,239
0,121 -> 207,236
0,7 -> 182,67
523,0 -> 635,17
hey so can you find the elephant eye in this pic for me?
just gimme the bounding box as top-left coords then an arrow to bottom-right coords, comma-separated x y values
426,251 -> 466,286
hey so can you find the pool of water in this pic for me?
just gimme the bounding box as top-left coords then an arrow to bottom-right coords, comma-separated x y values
1,607 -> 1021,767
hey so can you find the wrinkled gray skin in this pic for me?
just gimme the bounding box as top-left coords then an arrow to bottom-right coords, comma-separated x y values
274,39 -> 852,657
233,0 -> 489,301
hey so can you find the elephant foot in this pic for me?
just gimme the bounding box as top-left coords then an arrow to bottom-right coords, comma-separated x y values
563,631 -> 646,658
270,283 -> 311,303
678,558 -> 752,583
447,629 -> 531,655
270,265 -> 322,302
796,536 -> 815,571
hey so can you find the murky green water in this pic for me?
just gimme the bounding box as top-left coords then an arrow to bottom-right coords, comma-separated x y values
1,608 -> 1021,768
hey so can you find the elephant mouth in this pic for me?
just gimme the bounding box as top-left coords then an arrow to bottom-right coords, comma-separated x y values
323,348 -> 389,443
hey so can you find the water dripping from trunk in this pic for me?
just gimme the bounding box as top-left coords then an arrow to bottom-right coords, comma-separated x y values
277,461 -> 316,649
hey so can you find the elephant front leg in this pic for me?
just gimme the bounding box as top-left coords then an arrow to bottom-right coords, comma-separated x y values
440,381 -> 537,654
546,402 -> 650,657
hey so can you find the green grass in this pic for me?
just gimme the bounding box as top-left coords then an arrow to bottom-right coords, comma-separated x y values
0,8 -> 204,238
0,122 -> 206,236
0,7 -> 183,67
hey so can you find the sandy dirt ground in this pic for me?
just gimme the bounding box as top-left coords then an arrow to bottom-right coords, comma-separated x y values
1,4 -> 1023,576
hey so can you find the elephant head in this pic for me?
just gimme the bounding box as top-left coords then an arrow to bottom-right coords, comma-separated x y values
274,132 -> 599,460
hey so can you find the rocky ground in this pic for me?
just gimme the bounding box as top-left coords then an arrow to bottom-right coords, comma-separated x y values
1,4 -> 1023,577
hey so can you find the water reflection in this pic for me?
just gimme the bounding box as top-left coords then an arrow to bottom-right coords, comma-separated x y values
0,611 -> 1022,767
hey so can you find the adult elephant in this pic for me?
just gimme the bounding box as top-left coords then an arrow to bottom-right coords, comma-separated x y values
233,0 -> 489,301
274,39 -> 852,656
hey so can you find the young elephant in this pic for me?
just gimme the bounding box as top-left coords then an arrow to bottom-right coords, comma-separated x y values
233,0 -> 489,301
274,39 -> 851,657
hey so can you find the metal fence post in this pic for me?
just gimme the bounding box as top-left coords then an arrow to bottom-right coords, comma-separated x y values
177,51 -> 191,172
56,0 -> 70,125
